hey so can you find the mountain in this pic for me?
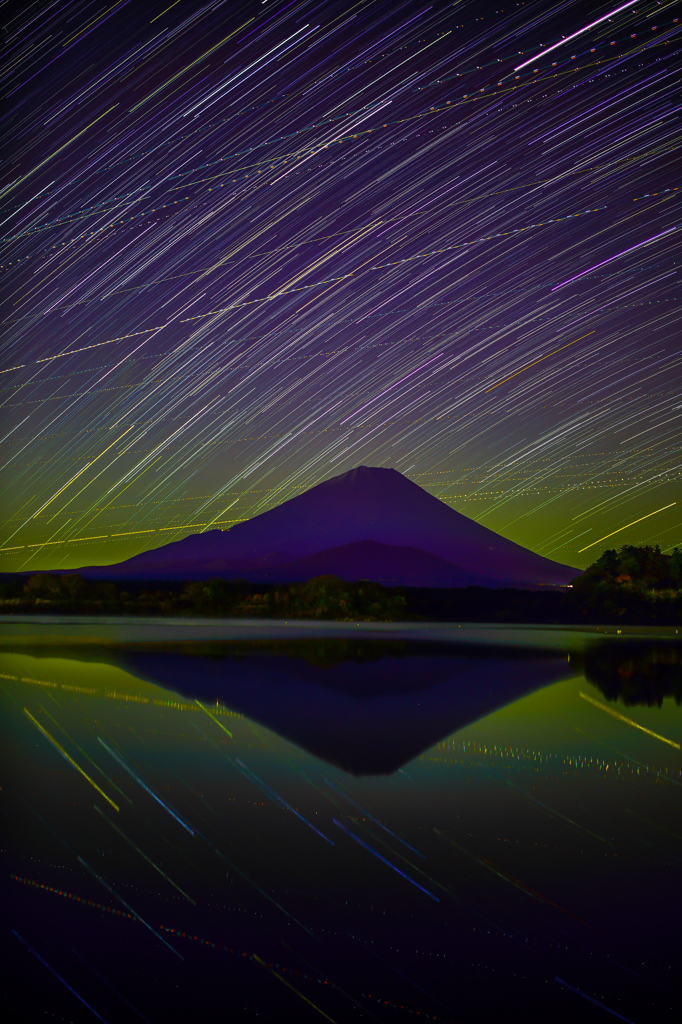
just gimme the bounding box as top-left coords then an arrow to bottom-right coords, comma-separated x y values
265,540 -> 477,587
70,466 -> 579,587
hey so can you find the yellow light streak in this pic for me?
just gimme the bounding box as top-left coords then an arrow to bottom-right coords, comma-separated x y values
3,106 -> 118,199
130,18 -> 254,112
158,519 -> 247,530
24,708 -> 120,809
579,692 -> 680,749
485,331 -> 595,392
62,1 -> 128,45
150,0 -> 182,23
195,699 -> 232,738
105,691 -> 149,703
110,529 -> 155,536
21,676 -> 57,688
29,465 -> 97,520
6,676 -> 240,717
578,503 -> 677,552
0,520 -> 249,552
30,426 -> 134,520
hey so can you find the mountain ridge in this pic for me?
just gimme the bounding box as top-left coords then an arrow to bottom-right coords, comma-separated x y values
66,466 -> 579,587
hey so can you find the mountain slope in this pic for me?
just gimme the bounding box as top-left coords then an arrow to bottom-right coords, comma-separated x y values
71,466 -> 579,586
253,540 -> 477,587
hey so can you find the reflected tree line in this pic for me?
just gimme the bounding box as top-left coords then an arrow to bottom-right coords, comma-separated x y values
580,643 -> 682,707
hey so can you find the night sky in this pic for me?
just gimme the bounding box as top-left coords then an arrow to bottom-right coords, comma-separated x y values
2,0 -> 680,574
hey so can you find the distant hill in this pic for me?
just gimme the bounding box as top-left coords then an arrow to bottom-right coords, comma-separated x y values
68,466 -> 579,587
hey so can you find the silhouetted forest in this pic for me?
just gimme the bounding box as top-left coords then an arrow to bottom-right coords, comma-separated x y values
0,573 -> 408,621
1,544 -> 681,624
580,642 -> 682,707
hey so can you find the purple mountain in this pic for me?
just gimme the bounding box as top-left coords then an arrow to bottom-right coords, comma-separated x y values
71,466 -> 579,587
270,540 -> 477,587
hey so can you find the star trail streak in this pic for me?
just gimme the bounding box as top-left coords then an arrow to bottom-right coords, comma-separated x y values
1,0 -> 680,572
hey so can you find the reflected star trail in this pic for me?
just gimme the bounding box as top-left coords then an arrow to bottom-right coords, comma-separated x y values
2,633 -> 680,1022
1,0 -> 680,572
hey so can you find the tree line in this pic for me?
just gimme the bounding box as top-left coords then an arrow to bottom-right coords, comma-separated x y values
0,544 -> 681,624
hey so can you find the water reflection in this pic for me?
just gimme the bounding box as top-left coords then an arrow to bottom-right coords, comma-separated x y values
580,642 -> 682,707
1,632 -> 679,1024
10,639 -> 576,774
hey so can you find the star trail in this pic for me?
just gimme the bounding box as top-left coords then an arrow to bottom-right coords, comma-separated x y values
1,0 -> 680,573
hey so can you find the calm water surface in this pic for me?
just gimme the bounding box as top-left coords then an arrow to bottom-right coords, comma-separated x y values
1,626 -> 680,1023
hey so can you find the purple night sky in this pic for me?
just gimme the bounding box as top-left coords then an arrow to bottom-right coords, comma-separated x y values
2,0 -> 680,573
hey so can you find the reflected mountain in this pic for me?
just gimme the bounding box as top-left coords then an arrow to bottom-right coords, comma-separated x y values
13,638 -> 576,774
581,642 -> 682,708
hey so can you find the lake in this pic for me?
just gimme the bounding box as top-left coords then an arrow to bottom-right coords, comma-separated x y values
1,618 -> 680,1023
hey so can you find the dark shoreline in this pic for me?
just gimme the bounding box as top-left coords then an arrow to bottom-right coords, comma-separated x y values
1,572 -> 681,626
